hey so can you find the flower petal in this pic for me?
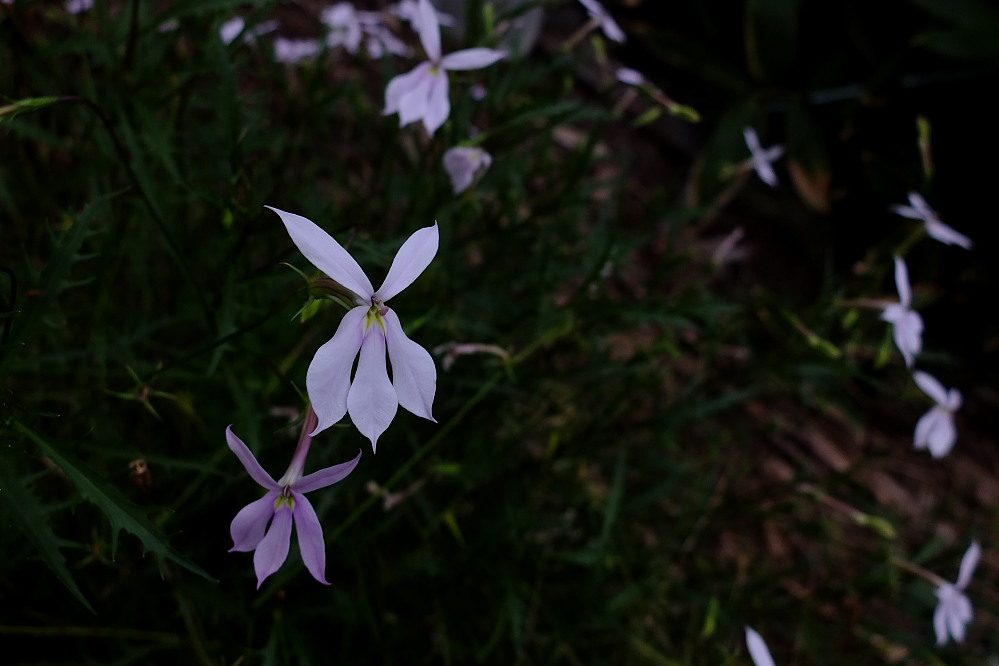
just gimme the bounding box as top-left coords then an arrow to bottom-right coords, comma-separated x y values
229,490 -> 279,552
290,491 -> 329,585
925,220 -> 972,249
440,48 -> 507,71
957,541 -> 981,590
914,407 -> 940,450
913,371 -> 949,405
933,587 -> 951,645
416,0 -> 441,62
253,505 -> 293,588
926,409 -> 956,458
744,627 -> 776,666
266,207 -> 373,300
893,256 -> 911,307
422,71 -> 451,136
226,426 -> 279,490
307,306 -> 367,435
889,204 -> 921,220
892,309 -> 923,368
347,326 -> 398,451
383,309 -> 437,421
375,222 -> 439,301
385,62 -> 431,118
294,449 -> 363,493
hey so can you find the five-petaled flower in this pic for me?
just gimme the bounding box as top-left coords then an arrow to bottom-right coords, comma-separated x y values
578,0 -> 626,43
934,541 -> 981,645
743,127 -> 784,187
881,256 -> 923,368
890,192 -> 972,249
913,371 -> 961,458
443,146 -> 492,194
227,409 -> 361,588
744,627 -> 777,666
267,206 -> 439,449
383,0 -> 506,135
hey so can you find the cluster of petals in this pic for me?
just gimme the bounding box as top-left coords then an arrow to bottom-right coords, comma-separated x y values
219,16 -> 278,46
391,0 -> 456,30
912,371 -> 961,458
890,192 -> 972,249
934,541 -> 981,645
578,0 -> 626,43
743,127 -> 784,187
322,2 -> 412,58
267,206 -> 438,449
881,256 -> 923,368
227,410 -> 361,588
744,627 -> 776,666
383,0 -> 506,135
443,146 -> 492,193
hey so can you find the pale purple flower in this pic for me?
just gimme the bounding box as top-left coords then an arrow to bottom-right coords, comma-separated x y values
365,25 -> 413,58
615,67 -> 646,86
267,207 -> 439,449
744,627 -> 776,666
933,541 -> 981,645
392,0 -> 456,29
890,193 -> 972,249
443,146 -> 492,193
219,16 -> 278,45
322,2 -> 364,53
383,0 -> 506,135
881,256 -> 923,368
578,0 -> 625,43
913,371 -> 961,458
227,409 -> 362,588
65,0 -> 93,14
273,37 -> 323,64
743,127 -> 784,187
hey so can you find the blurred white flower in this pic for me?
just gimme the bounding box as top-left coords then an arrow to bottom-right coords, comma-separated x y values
744,627 -> 776,666
219,16 -> 278,45
273,38 -> 323,64
365,25 -> 413,58
322,2 -> 364,53
578,0 -> 625,43
881,256 -> 923,368
392,0 -> 456,29
65,0 -> 93,14
743,127 -> 784,187
891,192 -> 972,249
913,371 -> 961,458
615,67 -> 646,86
933,542 -> 981,645
443,146 -> 492,194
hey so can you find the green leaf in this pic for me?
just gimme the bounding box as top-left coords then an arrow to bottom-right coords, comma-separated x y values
0,97 -> 63,123
0,450 -> 95,613
12,421 -> 215,581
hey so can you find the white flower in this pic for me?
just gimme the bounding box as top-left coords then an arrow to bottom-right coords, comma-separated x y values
321,2 -> 364,53
615,67 -> 646,86
743,127 -> 784,187
933,542 -> 981,645
273,38 -> 323,64
443,146 -> 492,193
744,627 -> 776,666
881,256 -> 923,368
913,371 -> 961,458
383,0 -> 506,135
365,25 -> 413,58
65,0 -> 93,14
267,207 -> 438,450
890,192 -> 972,249
578,0 -> 625,43
392,0 -> 456,30
219,16 -> 278,45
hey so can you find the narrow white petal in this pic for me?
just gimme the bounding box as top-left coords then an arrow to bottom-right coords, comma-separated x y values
743,127 -> 763,154
933,590 -> 950,645
908,192 -> 932,215
744,627 -> 776,666
890,204 -> 922,220
957,542 -> 981,590
914,409 -> 936,450
948,595 -> 971,642
376,222 -> 439,301
307,306 -> 367,434
383,309 -> 436,421
754,158 -> 779,187
893,256 -> 911,307
441,48 -> 507,71
347,327 -> 398,450
926,411 -> 956,458
925,220 -> 972,249
421,71 -> 451,135
914,371 -> 949,406
266,207 -> 373,299
416,0 -> 441,62
946,388 -> 962,411
384,62 -> 432,116
600,14 -> 626,42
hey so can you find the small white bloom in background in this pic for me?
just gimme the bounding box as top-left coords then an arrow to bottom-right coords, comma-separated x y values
881,256 -> 923,368
219,16 -> 278,45
383,0 -> 506,135
365,25 -> 413,58
890,192 -> 972,249
157,19 -> 180,33
615,67 -> 645,86
934,541 -> 981,645
321,2 -> 364,53
273,37 -> 323,64
743,127 -> 784,187
578,0 -> 626,43
912,371 -> 961,458
443,146 -> 492,194
744,627 -> 776,666
65,0 -> 93,14
392,0 -> 456,30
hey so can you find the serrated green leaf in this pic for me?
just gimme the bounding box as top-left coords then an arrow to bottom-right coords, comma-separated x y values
0,451 -> 95,613
13,420 -> 215,581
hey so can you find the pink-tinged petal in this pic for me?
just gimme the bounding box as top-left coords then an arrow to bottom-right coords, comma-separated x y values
384,62 -> 431,117
615,67 -> 645,86
933,587 -> 951,645
421,70 -> 451,135
347,327 -> 398,450
893,256 -> 911,307
753,158 -> 779,187
885,308 -> 922,368
926,414 -> 956,458
914,407 -> 941,450
957,541 -> 981,590
889,204 -> 921,220
398,73 -> 434,127
908,191 -> 931,214
253,505 -> 293,588
375,223 -> 439,301
383,309 -> 437,421
913,371 -> 949,406
945,388 -> 962,411
307,306 -> 367,434
416,0 -> 441,61
229,490 -> 279,552
744,627 -> 776,666
743,127 -> 762,153
294,449 -> 363,493
226,427 -> 279,489
600,15 -> 626,43
947,592 -> 972,642
441,48 -> 507,71
290,491 -> 328,585
265,207 -> 373,299
925,220 -> 972,249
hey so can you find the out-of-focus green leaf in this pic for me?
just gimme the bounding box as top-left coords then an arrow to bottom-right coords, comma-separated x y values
0,97 -> 62,122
